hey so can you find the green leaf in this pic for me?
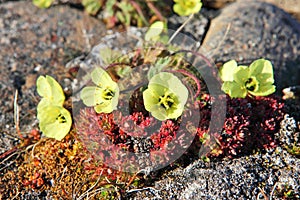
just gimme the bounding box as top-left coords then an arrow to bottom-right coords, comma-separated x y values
32,0 -> 53,8
145,21 -> 165,41
105,0 -> 116,16
82,0 -> 103,15
99,47 -> 122,65
116,1 -> 133,26
116,66 -> 132,78
143,72 -> 188,121
37,105 -> 72,141
147,57 -> 171,80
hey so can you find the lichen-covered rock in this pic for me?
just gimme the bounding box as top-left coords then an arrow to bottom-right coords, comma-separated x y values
201,1 -> 300,92
277,98 -> 300,156
278,115 -> 300,150
127,147 -> 300,199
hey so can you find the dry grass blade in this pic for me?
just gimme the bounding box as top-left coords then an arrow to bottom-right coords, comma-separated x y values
13,90 -> 21,137
168,14 -> 194,44
76,170 -> 103,200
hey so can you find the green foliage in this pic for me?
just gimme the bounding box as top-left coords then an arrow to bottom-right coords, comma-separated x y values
32,0 -> 53,8
173,0 -> 202,16
145,21 -> 166,42
115,1 -> 135,26
80,67 -> 120,113
147,57 -> 171,80
99,47 -> 122,65
36,75 -> 72,141
81,0 -> 166,27
143,72 -> 188,121
286,145 -> 300,156
116,66 -> 132,78
219,59 -> 276,98
82,0 -> 104,15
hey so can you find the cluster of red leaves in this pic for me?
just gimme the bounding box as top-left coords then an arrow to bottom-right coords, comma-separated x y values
197,95 -> 285,158
22,170 -> 45,189
75,107 -> 184,172
151,120 -> 179,149
76,91 -> 285,168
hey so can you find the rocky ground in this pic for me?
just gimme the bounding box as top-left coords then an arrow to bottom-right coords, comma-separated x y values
0,0 -> 300,199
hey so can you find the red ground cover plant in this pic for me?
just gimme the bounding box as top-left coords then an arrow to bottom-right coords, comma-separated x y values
197,95 -> 285,158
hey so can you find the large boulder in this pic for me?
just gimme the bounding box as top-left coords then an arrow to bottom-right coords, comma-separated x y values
202,0 -> 300,21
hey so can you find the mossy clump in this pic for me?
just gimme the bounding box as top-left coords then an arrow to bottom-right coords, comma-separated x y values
197,95 -> 285,158
0,131 -> 139,199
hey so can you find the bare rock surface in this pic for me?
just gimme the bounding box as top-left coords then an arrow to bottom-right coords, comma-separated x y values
168,13 -> 209,43
127,147 -> 300,199
0,1 -> 106,153
201,0 -> 300,92
203,0 -> 300,21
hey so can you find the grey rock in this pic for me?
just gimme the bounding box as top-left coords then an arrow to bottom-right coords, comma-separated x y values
127,148 -> 300,199
277,114 -> 300,149
168,12 -> 209,43
201,0 -> 300,92
203,0 -> 300,21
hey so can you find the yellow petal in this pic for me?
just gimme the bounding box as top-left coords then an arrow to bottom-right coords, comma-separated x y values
233,66 -> 250,85
219,60 -> 238,82
38,105 -> 72,141
36,75 -> 65,106
80,86 -> 103,106
249,84 -> 276,96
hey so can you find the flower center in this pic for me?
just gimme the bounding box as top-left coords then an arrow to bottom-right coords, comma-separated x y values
245,77 -> 259,92
102,88 -> 115,100
159,94 -> 174,110
56,113 -> 67,123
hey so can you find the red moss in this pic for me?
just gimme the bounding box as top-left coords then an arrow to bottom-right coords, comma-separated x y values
197,95 -> 285,158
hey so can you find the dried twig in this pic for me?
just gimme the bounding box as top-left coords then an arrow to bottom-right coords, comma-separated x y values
76,170 -> 103,200
270,182 -> 278,200
14,90 -> 21,138
168,14 -> 194,44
